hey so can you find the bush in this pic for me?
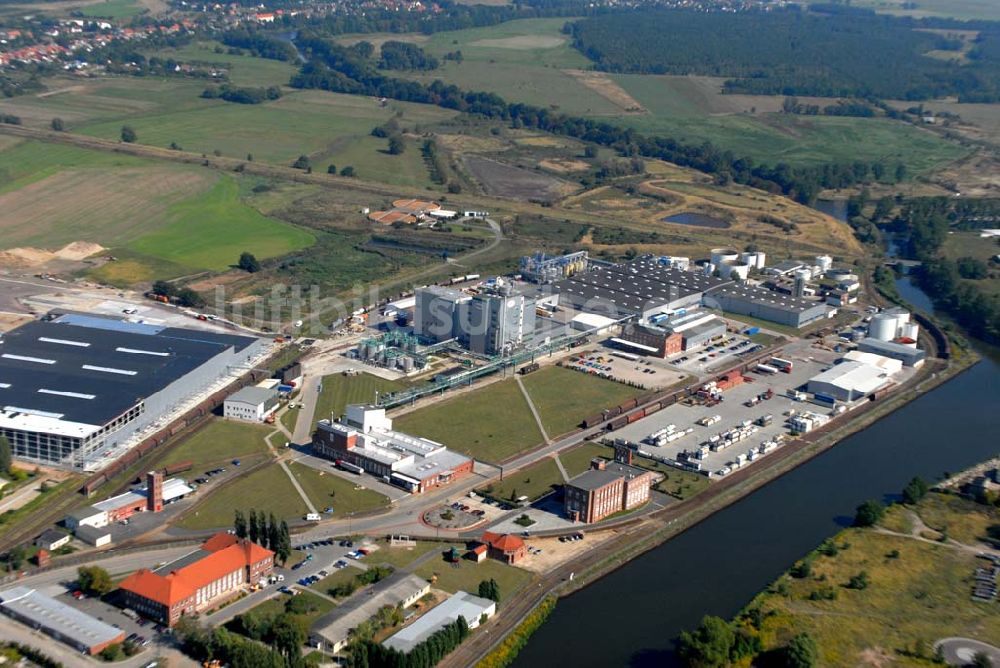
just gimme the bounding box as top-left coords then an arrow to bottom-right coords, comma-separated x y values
853,499 -> 886,527
847,571 -> 870,590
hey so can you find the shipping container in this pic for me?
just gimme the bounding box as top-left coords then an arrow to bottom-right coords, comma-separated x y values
162,460 -> 193,476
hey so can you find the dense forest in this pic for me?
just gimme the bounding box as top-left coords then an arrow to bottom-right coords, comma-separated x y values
220,29 -> 298,61
378,42 -> 439,71
889,197 -> 1000,343
566,8 -> 1000,101
290,36 -> 905,204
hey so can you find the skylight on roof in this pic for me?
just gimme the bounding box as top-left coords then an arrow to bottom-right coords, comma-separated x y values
2,354 -> 55,364
82,365 -> 138,376
38,389 -> 96,400
38,337 -> 91,348
116,347 -> 169,357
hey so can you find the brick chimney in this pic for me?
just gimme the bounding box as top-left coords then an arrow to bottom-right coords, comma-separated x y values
590,458 -> 606,471
146,471 -> 163,513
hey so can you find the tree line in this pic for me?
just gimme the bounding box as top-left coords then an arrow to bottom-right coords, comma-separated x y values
565,8 -> 1000,102
221,28 -> 299,61
351,616 -> 470,668
288,37 -> 903,204
234,508 -> 292,564
379,41 -> 439,71
886,197 -> 1000,343
202,84 -> 282,104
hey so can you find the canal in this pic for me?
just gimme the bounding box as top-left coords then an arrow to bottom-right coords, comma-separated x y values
514,261 -> 999,668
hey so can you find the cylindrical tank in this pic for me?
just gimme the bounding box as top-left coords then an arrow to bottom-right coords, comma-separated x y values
740,252 -> 766,270
723,262 -> 750,280
401,356 -> 414,372
703,262 -> 716,276
711,248 -> 740,266
901,322 -> 919,340
815,255 -> 833,273
868,313 -> 897,341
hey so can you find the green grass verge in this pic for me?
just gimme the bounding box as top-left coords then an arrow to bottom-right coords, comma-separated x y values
239,589 -> 335,628
287,462 -> 390,518
159,418 -> 273,472
558,441 -> 614,477
176,465 -> 308,530
315,373 -> 415,423
479,457 -> 562,503
368,539 -> 451,570
393,379 -> 542,463
521,367 -> 644,437
79,0 -> 144,19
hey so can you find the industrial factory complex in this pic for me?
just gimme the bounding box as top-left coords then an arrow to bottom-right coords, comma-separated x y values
0,314 -> 266,468
313,404 -> 474,493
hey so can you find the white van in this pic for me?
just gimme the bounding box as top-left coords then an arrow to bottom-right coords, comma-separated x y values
305,513 -> 321,521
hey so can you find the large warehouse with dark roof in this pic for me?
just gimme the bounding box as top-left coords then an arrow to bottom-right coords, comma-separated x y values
0,314 -> 266,467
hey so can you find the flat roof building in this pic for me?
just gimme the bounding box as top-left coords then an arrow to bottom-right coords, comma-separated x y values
311,573 -> 430,653
807,360 -> 895,403
74,524 -> 112,548
0,586 -> 125,655
34,528 -> 71,552
65,475 -> 193,530
554,257 -> 731,319
223,386 -> 279,422
705,285 -> 830,328
564,449 -> 655,523
383,591 -> 496,654
857,337 -> 926,367
0,314 -> 265,467
313,405 -> 474,494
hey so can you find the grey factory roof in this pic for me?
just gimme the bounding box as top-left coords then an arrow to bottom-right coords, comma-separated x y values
418,286 -> 471,303
0,586 -> 123,651
384,591 -> 495,654
225,385 -> 277,406
567,460 -> 651,491
705,284 -> 825,313
74,525 -> 111,544
312,573 -> 430,646
0,315 -> 259,429
554,257 -> 731,316
36,528 -> 69,545
857,338 -> 926,363
66,505 -> 103,522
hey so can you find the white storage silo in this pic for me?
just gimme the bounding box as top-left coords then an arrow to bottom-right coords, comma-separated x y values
901,322 -> 920,340
723,262 -> 750,280
703,262 -> 716,276
868,313 -> 898,341
740,252 -> 766,270
815,255 -> 833,273
710,248 -> 740,266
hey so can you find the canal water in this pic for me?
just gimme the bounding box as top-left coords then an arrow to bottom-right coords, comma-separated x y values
514,247 -> 999,667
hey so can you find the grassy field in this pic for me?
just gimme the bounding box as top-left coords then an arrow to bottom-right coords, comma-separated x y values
368,539 -> 454,570
520,367 -> 644,437
939,230 -> 1000,297
287,462 -> 390,518
559,441 -> 614,477
415,554 -> 534,598
176,465 -> 308,530
239,589 -> 335,628
78,0 -> 144,18
125,175 -> 314,271
393,378 -> 543,463
76,89 -> 453,186
740,492 -> 1000,665
844,0 -> 1000,20
480,457 -> 563,503
159,418 -> 273,471
314,373 -> 414,423
149,41 -> 298,88
611,79 -> 969,173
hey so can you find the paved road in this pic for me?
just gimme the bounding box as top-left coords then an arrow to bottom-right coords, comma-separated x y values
936,637 -> 1000,666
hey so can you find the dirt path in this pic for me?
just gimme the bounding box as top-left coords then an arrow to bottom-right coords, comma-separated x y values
516,375 -> 551,444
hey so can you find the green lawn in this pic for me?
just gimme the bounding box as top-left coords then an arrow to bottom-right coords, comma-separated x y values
521,366 -> 644,437
940,230 -> 1000,297
415,555 -> 533,599
393,379 -> 543,463
314,373 -> 414,423
559,441 -> 614,477
287,462 -> 390,518
368,539 -> 453,570
125,175 -> 314,272
0,140 -> 149,195
238,589 -> 335,628
176,465 -> 308,530
479,457 -> 563,503
159,418 -> 273,472
311,567 -> 359,596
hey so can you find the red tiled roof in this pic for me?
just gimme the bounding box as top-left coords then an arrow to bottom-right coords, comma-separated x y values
119,533 -> 272,607
470,544 -> 488,555
481,531 -> 524,552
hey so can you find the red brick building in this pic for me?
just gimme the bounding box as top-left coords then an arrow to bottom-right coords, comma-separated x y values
617,324 -> 683,358
480,532 -> 527,565
118,533 -> 273,626
563,448 -> 655,523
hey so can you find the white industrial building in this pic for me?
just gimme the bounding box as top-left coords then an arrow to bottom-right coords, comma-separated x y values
223,385 -> 279,422
570,313 -> 618,334
383,591 -> 496,654
807,360 -> 895,403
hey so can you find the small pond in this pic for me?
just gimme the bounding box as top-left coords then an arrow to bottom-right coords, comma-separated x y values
661,212 -> 731,229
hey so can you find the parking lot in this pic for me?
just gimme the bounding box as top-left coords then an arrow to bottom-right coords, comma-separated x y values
562,349 -> 688,389
666,331 -> 766,377
607,342 -> 840,476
